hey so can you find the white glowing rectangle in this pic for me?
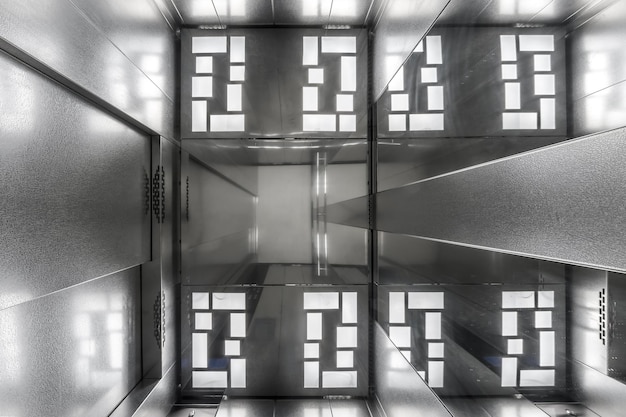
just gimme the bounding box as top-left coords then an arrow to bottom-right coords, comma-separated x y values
304,343 -> 319,359
389,292 -> 406,324
230,313 -> 246,337
304,292 -> 339,310
227,84 -> 242,111
389,326 -> 410,348
428,343 -> 444,358
502,64 -> 517,79
230,358 -> 246,388
508,339 -> 524,355
503,112 -> 537,130
401,350 -> 411,362
502,291 -> 535,309
391,94 -> 409,111
414,41 -> 424,53
303,37 -> 319,66
540,331 -> 556,366
322,371 -> 358,388
534,55 -> 552,71
303,114 -> 336,131
535,311 -> 553,328
501,357 -> 518,387
339,114 -> 356,132
426,36 -> 442,65
192,76 -> 212,97
210,114 -> 245,132
540,98 -> 556,129
519,35 -> 554,52
304,361 -> 320,388
388,67 -> 404,91
502,311 -> 518,336
225,340 -> 240,356
230,37 -> 245,62
421,67 -> 438,83
409,113 -> 444,131
538,291 -> 555,308
428,361 -> 444,388
341,56 -> 357,92
342,292 -> 358,324
192,36 -> 227,53
500,35 -> 517,61
308,68 -> 324,84
192,292 -> 210,309
520,369 -> 555,387
428,86 -> 444,110
213,293 -> 246,310
303,86 -> 319,111
337,351 -> 354,368
196,56 -> 213,73
230,65 -> 245,81
336,94 -> 353,112
389,114 -> 407,131
192,333 -> 207,368
192,102 -> 207,131
337,326 -> 358,348
535,74 -> 555,95
307,312 -> 322,340
195,312 -> 212,330
505,83 -> 521,109
192,371 -> 228,388
425,312 -> 442,340
408,292 -> 444,310
321,36 -> 356,53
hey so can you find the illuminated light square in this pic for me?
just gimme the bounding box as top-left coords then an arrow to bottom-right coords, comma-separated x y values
428,361 -> 444,388
195,312 -> 212,330
389,114 -> 407,131
303,292 -> 339,310
192,36 -> 227,54
210,114 -> 245,132
303,86 -> 319,111
502,64 -> 518,80
322,371 -> 358,388
388,67 -> 404,91
192,292 -> 210,310
519,35 -> 555,52
502,291 -> 535,309
303,114 -> 336,131
196,56 -> 213,73
427,86 -> 444,110
502,311 -> 518,336
230,36 -> 245,63
391,94 -> 409,111
192,371 -> 228,388
337,351 -> 354,368
503,112 -> 538,130
225,340 -> 241,356
417,371 -> 426,380
505,83 -> 521,109
230,313 -> 246,338
535,311 -> 553,328
507,338 -> 524,355
538,291 -> 555,308
341,56 -> 357,92
304,361 -> 319,388
409,113 -> 444,131
535,74 -> 556,95
321,36 -> 357,53
227,84 -> 242,111
339,115 -> 356,132
425,312 -> 441,340
230,65 -> 245,81
534,55 -> 552,71
336,94 -> 354,112
192,333 -> 208,368
337,326 -> 358,348
308,68 -> 324,84
540,98 -> 556,129
421,67 -> 438,83
401,350 -> 411,362
426,36 -> 442,65
303,36 -> 319,66
413,41 -> 424,53
307,312 -> 323,340
389,292 -> 406,324
501,357 -> 518,387
213,293 -> 246,310
500,35 -> 517,61
191,101 -> 207,132
342,292 -> 358,324
192,76 -> 212,97
519,369 -> 555,387
389,326 -> 411,348
428,343 -> 444,358
540,331 -> 556,366
408,292 -> 444,310
304,343 -> 319,359
230,358 -> 246,388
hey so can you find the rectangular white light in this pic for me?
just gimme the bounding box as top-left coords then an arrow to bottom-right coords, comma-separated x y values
307,312 -> 323,340
389,326 -> 411,348
507,339 -> 524,355
502,64 -> 518,80
308,68 -> 324,84
303,114 -> 336,131
388,67 -> 404,91
192,333 -> 207,368
213,293 -> 246,310
339,115 -> 356,132
505,83 -> 521,109
304,343 -> 319,359
503,112 -> 537,130
428,361 -> 444,388
538,291 -> 555,308
389,114 -> 407,131
322,371 -> 358,388
519,369 -> 555,387
500,35 -> 517,61
336,94 -> 354,112
303,37 -> 319,66
341,56 -> 357,92
389,292 -> 405,324
321,36 -> 357,53
409,114 -> 444,131
425,312 -> 441,339
408,292 -> 444,310
303,292 -> 339,310
192,292 -> 210,310
230,66 -> 245,81
426,36 -> 442,65
391,94 -> 409,111
502,311 -> 518,336
225,340 -> 241,356
428,343 -> 444,358
192,76 -> 212,97
342,292 -> 358,324
192,371 -> 228,388
230,313 -> 246,338
195,312 -> 212,330
303,86 -> 319,111
519,35 -> 554,52
230,36 -> 245,63
227,84 -> 242,111
304,361 -> 320,388
230,358 -> 246,388
540,331 -> 556,367
502,291 -> 535,309
196,56 -> 213,73
337,351 -> 354,368
501,357 -> 518,387
337,326 -> 358,348
192,36 -> 227,54
535,311 -> 553,328
210,115 -> 245,132
534,54 -> 552,71
535,74 -> 556,95
191,101 -> 207,132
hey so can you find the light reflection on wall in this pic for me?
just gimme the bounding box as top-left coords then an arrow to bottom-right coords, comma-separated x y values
499,0 -> 554,16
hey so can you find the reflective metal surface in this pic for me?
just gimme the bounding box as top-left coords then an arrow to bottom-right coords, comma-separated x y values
571,360 -> 626,417
0,267 -> 142,417
444,397 -> 549,417
0,51 -> 151,311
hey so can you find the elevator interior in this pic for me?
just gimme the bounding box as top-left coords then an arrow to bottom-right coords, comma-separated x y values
2,0 -> 626,416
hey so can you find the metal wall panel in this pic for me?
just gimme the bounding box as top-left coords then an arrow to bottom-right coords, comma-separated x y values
0,51 -> 151,311
571,360 -> 626,417
376,127 -> 626,273
0,267 -> 142,417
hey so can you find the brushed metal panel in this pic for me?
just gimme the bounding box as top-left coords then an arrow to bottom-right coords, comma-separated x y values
376,127 -> 626,273
172,0 -> 220,25
132,363 -> 179,417
0,0 -> 175,137
216,399 -> 274,417
213,0 -> 274,26
372,0 -> 450,102
326,196 -> 370,229
0,267 -> 142,417
571,360 -> 626,417
0,52 -> 150,311
373,322 -> 452,417
444,397 -> 549,417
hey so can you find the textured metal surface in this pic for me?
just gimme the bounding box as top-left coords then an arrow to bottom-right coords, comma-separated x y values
376,127 -> 626,273
373,322 -> 452,417
372,0 -> 450,102
536,402 -> 600,417
0,267 -> 142,417
132,363 -> 179,417
216,399 -> 274,417
444,397 -> 549,417
0,51 -> 151,311
0,0 -> 175,137
571,360 -> 626,417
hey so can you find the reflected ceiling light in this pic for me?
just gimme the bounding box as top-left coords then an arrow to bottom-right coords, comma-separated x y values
324,24 -> 351,29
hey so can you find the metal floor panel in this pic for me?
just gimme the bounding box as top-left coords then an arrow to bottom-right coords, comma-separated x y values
209,399 -> 372,417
